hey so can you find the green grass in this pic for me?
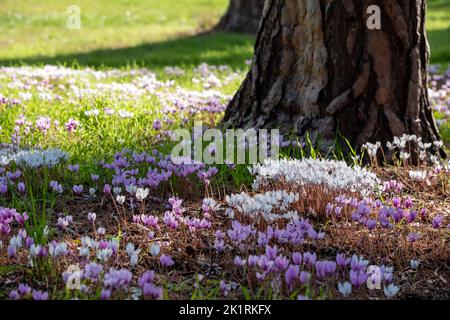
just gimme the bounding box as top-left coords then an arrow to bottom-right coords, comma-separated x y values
428,0 -> 450,65
0,0 -> 254,70
0,0 -> 447,69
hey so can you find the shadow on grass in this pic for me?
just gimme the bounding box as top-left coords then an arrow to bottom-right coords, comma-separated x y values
428,27 -> 450,65
0,32 -> 255,70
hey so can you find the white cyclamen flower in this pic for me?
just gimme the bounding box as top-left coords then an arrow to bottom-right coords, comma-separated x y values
135,188 -> 149,201
116,195 -> 126,205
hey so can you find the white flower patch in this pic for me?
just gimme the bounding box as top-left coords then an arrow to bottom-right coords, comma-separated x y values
408,170 -> 428,182
0,146 -> 69,168
12,148 -> 69,169
225,190 -> 300,222
251,158 -> 381,195
0,145 -> 21,166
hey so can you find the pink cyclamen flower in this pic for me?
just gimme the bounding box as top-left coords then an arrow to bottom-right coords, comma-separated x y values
65,118 -> 79,133
35,116 -> 51,134
152,119 -> 163,131
432,215 -> 444,229
87,212 -> 97,222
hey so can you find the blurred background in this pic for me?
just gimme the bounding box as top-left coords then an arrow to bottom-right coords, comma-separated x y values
0,0 -> 448,71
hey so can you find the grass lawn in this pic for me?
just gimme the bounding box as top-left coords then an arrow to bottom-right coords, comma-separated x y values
0,0 -> 448,70
0,0 -> 254,70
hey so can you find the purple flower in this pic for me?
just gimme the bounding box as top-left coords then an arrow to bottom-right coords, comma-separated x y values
68,164 -> 80,173
350,270 -> 368,287
227,221 -> 255,243
163,211 -> 178,229
432,215 -> 444,229
315,260 -> 337,278
285,265 -> 300,286
65,118 -> 79,133
142,283 -> 163,299
103,268 -> 132,291
141,215 -> 158,228
103,184 -> 111,194
336,253 -> 350,267
407,210 -> 417,223
100,289 -> 111,300
152,119 -> 163,131
159,254 -> 175,267
17,182 -> 26,193
392,197 -> 401,208
407,232 -> 420,242
365,219 -> 377,230
49,180 -> 63,193
234,256 -> 246,267
404,197 -> 413,209
299,271 -> 310,284
32,290 -> 49,300
350,255 -> 369,272
18,283 -> 32,296
0,183 -> 7,194
247,255 -> 259,267
7,244 -> 17,258
419,208 -> 427,219
220,281 -> 231,297
138,270 -> 155,287
84,262 -> 103,281
36,116 -> 51,134
265,245 -> 278,260
9,290 -> 20,300
303,252 -> 317,267
72,185 -> 83,194
275,255 -> 289,270
292,252 -> 302,265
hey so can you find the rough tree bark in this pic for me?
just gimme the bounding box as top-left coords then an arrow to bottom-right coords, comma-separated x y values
215,0 -> 265,34
222,0 -> 444,157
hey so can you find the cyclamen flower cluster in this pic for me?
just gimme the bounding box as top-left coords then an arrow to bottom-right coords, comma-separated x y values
103,268 -> 133,291
12,148 -> 69,169
328,195 -> 445,232
234,245 -> 398,299
101,149 -> 218,196
383,134 -> 443,164
0,207 -> 28,235
251,158 -> 381,195
225,190 -> 300,222
49,180 -> 63,193
225,216 -> 324,252
139,270 -> 163,299
9,284 -> 49,300
57,215 -> 73,230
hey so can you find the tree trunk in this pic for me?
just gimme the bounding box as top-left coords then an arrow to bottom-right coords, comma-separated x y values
222,0 -> 444,158
215,0 -> 265,34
